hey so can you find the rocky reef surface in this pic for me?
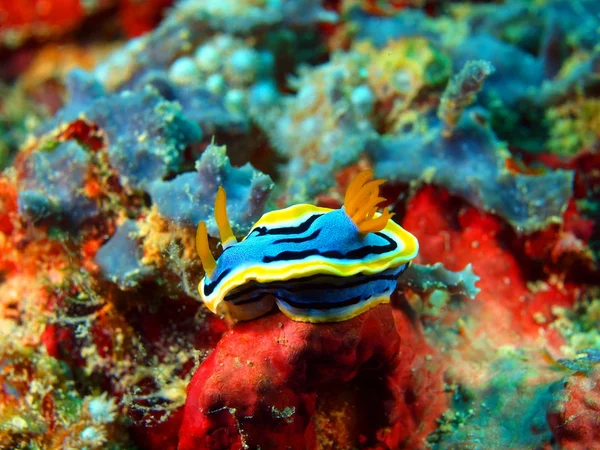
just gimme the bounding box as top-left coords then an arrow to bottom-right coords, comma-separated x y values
0,0 -> 599,449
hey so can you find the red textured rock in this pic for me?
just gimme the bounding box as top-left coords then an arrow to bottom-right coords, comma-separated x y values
131,408 -> 183,450
58,119 -> 104,151
402,186 -> 580,346
119,0 -> 174,37
0,177 -> 17,236
313,299 -> 447,450
40,324 -> 81,363
179,304 -> 412,450
0,0 -> 87,41
0,0 -> 173,46
383,302 -> 448,449
547,368 -> 600,449
0,177 -> 18,274
523,200 -> 595,275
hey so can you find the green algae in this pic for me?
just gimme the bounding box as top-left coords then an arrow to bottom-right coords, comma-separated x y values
546,97 -> 600,156
552,294 -> 600,358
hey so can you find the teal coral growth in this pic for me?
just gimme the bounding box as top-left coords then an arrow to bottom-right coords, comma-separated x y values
400,262 -> 480,299
430,358 -> 559,449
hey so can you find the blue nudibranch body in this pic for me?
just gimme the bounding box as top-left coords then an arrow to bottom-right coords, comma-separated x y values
196,170 -> 419,322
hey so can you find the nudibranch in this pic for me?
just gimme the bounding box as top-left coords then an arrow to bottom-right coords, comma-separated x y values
196,170 -> 419,322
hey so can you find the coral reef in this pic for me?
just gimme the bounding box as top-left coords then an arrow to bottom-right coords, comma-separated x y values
1,0 -> 600,448
264,35 -> 452,202
46,78 -> 203,191
18,140 -> 98,227
149,143 -> 273,236
368,111 -> 574,233
96,220 -> 154,289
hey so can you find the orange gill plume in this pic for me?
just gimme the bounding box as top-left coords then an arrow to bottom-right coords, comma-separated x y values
344,170 -> 394,233
196,187 -> 237,278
